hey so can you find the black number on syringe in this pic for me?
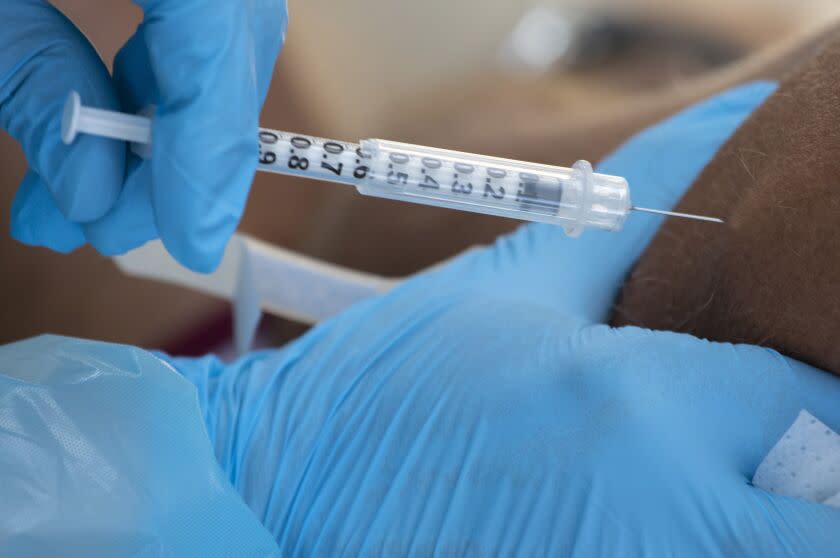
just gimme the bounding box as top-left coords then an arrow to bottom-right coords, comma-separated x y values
387,152 -> 410,185
291,136 -> 312,149
387,170 -> 409,185
258,130 -> 279,165
320,141 -> 345,176
289,155 -> 309,170
451,163 -> 474,195
419,157 -> 441,189
483,168 -> 506,199
288,136 -> 311,171
353,147 -> 370,179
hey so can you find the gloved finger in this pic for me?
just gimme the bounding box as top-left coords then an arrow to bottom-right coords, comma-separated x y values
83,156 -> 158,256
112,30 -> 158,114
127,0 -> 287,272
107,0 -> 285,258
0,1 -> 124,225
449,82 -> 776,325
115,2 -> 286,107
10,171 -> 86,253
740,488 -> 840,555
64,31 -> 161,257
250,0 -> 288,105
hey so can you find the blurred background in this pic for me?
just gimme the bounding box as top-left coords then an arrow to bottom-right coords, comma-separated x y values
2,0 -> 839,355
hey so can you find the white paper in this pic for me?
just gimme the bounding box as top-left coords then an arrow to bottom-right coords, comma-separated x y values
753,410 -> 840,508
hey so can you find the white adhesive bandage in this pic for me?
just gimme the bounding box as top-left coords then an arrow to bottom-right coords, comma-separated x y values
753,410 -> 840,507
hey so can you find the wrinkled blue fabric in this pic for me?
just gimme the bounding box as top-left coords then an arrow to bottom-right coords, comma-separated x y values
1,0 -> 287,272
5,82 -> 840,556
0,335 -> 281,556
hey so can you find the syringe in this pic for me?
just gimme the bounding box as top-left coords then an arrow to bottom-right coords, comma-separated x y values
61,91 -> 721,236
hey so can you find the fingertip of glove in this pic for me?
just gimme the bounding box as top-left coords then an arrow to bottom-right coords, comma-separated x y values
3,14 -> 128,224
11,172 -> 87,253
52,135 -> 126,222
156,194 -> 237,273
150,137 -> 254,274
162,235 -> 229,274
85,231 -> 155,259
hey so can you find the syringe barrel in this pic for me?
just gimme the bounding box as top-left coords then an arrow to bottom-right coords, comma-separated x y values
358,140 -> 631,235
62,90 -> 633,235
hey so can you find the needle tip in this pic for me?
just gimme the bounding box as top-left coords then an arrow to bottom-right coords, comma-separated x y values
631,206 -> 724,224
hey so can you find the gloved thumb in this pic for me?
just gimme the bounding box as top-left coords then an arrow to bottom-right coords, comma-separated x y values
1,2 -> 124,231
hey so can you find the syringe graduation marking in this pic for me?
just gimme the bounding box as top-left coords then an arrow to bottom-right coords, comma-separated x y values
362,141 -> 568,218
257,129 -> 369,185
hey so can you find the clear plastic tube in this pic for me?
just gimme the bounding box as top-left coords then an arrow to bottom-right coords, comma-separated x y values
358,139 -> 630,236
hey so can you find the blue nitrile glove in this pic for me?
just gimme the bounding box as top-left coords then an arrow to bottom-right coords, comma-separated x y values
1,1 -> 287,272
163,81 -> 840,555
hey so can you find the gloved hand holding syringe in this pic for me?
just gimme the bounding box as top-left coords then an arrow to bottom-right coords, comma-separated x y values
62,91 -> 721,237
